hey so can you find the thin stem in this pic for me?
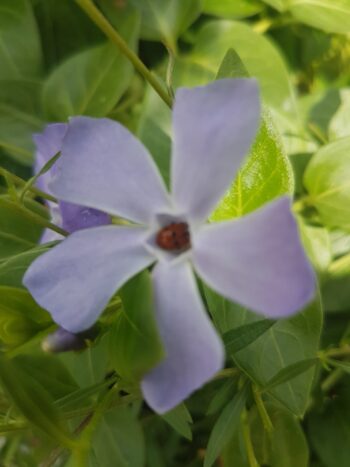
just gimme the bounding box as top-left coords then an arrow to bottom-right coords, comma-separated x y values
324,345 -> 350,358
75,0 -> 173,108
0,197 -> 68,237
321,367 -> 344,393
241,410 -> 260,467
0,167 -> 57,203
252,385 -> 273,435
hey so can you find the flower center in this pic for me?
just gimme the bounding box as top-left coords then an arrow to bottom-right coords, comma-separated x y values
156,222 -> 191,251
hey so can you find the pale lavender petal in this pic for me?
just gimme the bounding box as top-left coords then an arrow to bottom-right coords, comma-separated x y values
40,204 -> 63,244
24,226 -> 154,332
59,201 -> 111,232
50,117 -> 171,224
33,123 -> 67,193
171,79 -> 260,223
142,261 -> 224,414
192,196 -> 316,317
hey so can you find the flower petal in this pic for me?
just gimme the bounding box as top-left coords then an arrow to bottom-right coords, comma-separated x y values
171,79 -> 260,223
50,117 -> 171,224
23,226 -> 154,332
33,123 -> 67,193
193,196 -> 316,317
141,261 -> 224,413
59,201 -> 111,232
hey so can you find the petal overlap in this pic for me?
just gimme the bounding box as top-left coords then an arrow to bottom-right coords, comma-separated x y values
23,226 -> 154,332
50,117 -> 171,224
141,261 -> 224,413
193,196 -> 315,318
171,79 -> 260,223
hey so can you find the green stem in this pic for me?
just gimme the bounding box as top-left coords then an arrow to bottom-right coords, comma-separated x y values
0,167 -> 57,203
242,410 -> 260,467
75,0 -> 173,108
0,197 -> 68,237
252,385 -> 273,435
321,367 -> 344,393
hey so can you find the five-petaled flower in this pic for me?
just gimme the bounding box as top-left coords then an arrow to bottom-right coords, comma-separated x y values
24,79 -> 315,413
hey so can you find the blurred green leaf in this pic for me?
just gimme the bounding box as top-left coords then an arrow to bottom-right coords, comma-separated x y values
0,244 -> 51,287
329,88 -> 350,140
261,0 -> 288,11
298,221 -> 332,272
0,196 -> 44,260
92,406 -> 145,467
289,0 -> 350,34
130,0 -> 202,49
205,290 -> 322,416
42,12 -> 138,121
160,403 -> 192,440
189,20 -> 295,110
109,270 -> 164,381
0,356 -> 74,447
203,0 -> 263,18
0,0 -> 42,81
204,384 -> 248,467
304,136 -> 350,231
207,379 -> 236,415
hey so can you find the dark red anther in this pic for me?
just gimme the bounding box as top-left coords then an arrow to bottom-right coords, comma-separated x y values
156,222 -> 190,251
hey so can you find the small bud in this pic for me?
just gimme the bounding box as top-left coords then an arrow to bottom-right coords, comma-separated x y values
42,326 -> 98,353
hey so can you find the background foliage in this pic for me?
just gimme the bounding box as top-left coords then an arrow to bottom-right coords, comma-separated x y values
1,0 -> 350,465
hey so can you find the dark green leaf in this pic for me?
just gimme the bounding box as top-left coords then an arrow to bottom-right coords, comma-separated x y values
203,0 -> 263,19
223,319 -> 275,354
204,384 -> 248,467
109,270 -> 164,381
161,403 -> 193,440
263,358 -> 319,391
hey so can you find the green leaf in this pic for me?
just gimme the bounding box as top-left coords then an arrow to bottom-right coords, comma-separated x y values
263,358 -> 319,391
92,406 -> 145,467
0,197 -> 44,260
203,0 -> 263,18
304,136 -> 350,231
261,0 -> 288,11
42,13 -> 138,121
207,379 -> 236,415
329,88 -> 350,140
298,221 -> 332,273
223,320 -> 275,354
0,356 -> 74,448
0,286 -> 50,346
205,289 -> 323,416
129,0 -> 202,49
0,244 -> 51,287
189,20 -> 295,110
216,48 -> 249,79
327,359 -> 350,373
0,0 -> 42,80
223,403 -> 309,467
160,403 -> 193,440
308,378 -> 350,467
289,0 -> 350,34
211,110 -> 293,221
109,270 -> 164,381
204,384 -> 248,467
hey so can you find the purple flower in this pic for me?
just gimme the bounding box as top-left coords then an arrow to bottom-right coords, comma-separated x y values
34,123 -> 111,243
24,79 -> 315,413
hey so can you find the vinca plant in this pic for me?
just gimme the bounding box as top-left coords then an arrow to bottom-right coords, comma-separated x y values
0,1 -> 350,466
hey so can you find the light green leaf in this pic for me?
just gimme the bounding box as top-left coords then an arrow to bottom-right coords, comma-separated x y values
130,0 -> 202,49
204,384 -> 248,467
0,0 -> 42,80
205,290 -> 323,416
261,0 -> 288,11
161,403 -> 193,440
304,136 -> 350,231
329,88 -> 350,140
109,270 -> 164,381
42,13 -> 138,121
211,110 -> 293,221
92,406 -> 145,467
289,0 -> 350,34
203,0 -> 263,18
189,20 -> 295,110
298,221 -> 332,272
223,319 -> 275,354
